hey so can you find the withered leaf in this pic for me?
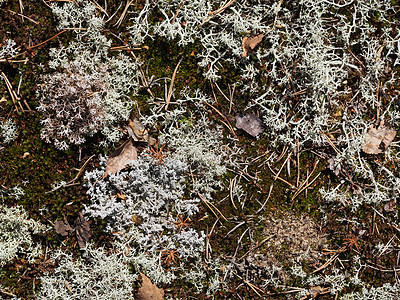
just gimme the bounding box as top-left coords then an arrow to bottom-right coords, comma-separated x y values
384,199 -> 396,212
75,212 -> 91,249
362,121 -> 396,154
54,216 -> 72,237
128,118 -> 156,145
136,273 -> 164,300
235,114 -> 265,137
105,139 -> 138,176
241,33 -> 264,57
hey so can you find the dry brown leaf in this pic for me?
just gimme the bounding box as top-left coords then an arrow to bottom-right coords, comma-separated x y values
105,139 -> 138,175
235,114 -> 265,137
136,273 -> 164,300
362,120 -> 396,154
127,118 -> 156,145
241,33 -> 264,57
75,212 -> 91,249
384,199 -> 396,212
54,216 -> 73,237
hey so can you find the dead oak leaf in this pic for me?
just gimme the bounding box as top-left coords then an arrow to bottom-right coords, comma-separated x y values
362,121 -> 396,154
54,216 -> 73,237
241,33 -> 264,57
75,212 -> 91,249
235,113 -> 265,137
136,273 -> 164,300
105,139 -> 138,176
127,118 -> 156,145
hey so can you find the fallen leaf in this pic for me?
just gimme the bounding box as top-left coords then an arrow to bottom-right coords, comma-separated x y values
127,118 -> 156,145
75,212 -> 91,249
241,33 -> 264,57
105,139 -> 138,175
328,157 -> 341,176
384,199 -> 396,212
54,216 -> 73,237
136,273 -> 164,300
235,114 -> 265,137
362,120 -> 396,154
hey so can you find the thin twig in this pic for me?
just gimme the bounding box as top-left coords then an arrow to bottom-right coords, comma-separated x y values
8,10 -> 38,24
171,0 -> 186,24
45,155 -> 95,194
256,184 -> 273,214
27,30 -> 67,50
165,58 -> 183,111
197,0 -> 237,29
203,100 -> 237,138
238,235 -> 276,261
229,178 -> 238,210
266,163 -> 295,189
224,221 -> 245,238
198,192 -> 228,222
311,247 -> 346,274
1,72 -> 22,113
115,0 -> 134,27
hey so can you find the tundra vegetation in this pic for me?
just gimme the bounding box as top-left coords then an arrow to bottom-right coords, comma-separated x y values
1,0 -> 400,299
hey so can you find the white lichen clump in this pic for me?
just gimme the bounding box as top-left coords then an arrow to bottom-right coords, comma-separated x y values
38,0 -> 140,149
38,245 -> 137,300
0,119 -> 18,144
0,204 -> 45,266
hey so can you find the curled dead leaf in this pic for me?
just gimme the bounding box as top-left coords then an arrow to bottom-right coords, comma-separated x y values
54,216 -> 73,237
127,118 -> 155,145
75,212 -> 91,249
235,114 -> 265,137
105,139 -> 138,176
136,273 -> 164,300
362,120 -> 396,154
241,33 -> 264,57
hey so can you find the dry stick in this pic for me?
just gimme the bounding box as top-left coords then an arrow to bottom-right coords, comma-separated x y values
256,184 -> 273,214
45,155 -> 95,194
233,272 -> 265,298
0,289 -> 16,297
376,81 -> 382,123
19,0 -> 24,15
198,192 -> 228,222
238,234 -> 276,261
0,58 -> 28,63
202,100 -> 237,138
228,84 -> 235,114
276,145 -> 288,162
224,221 -> 245,238
1,72 -> 22,113
165,58 -> 183,111
213,81 -> 231,103
171,0 -> 186,24
233,228 -> 249,257
291,88 -> 307,97
229,178 -> 238,210
266,163 -> 295,189
292,159 -> 319,200
321,131 -> 340,154
27,29 -> 67,51
105,2 -> 123,23
89,0 -> 108,17
115,0 -> 134,28
292,172 -> 321,201
274,151 -> 292,181
197,0 -> 237,29
8,10 -> 38,24
296,139 -> 300,188
311,247 -> 346,274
